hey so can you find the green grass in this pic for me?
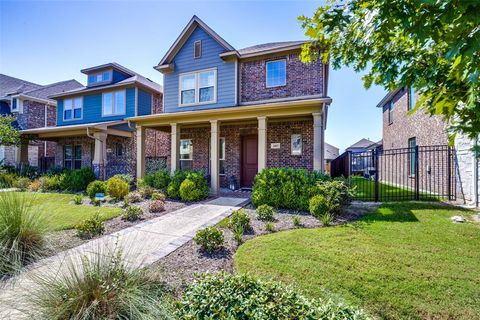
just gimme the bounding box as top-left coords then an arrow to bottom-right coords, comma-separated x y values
18,192 -> 121,231
351,176 -> 438,201
235,202 -> 480,319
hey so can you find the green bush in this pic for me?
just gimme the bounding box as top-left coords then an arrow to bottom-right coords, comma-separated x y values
0,192 -> 46,278
166,170 -> 189,199
177,272 -> 368,319
256,204 -> 275,221
179,173 -> 209,202
122,206 -> 143,222
312,179 -> 354,209
39,175 -> 62,191
144,169 -> 171,190
86,180 -> 106,198
0,172 -> 17,188
149,200 -> 165,213
125,191 -> 142,204
193,227 -> 224,253
112,174 -> 134,185
229,209 -> 250,231
309,194 -> 332,218
28,247 -> 173,319
76,213 -> 104,239
105,177 -> 129,200
60,168 -> 96,192
14,177 -> 31,191
151,192 -> 166,201
252,168 -> 331,210
72,194 -> 83,205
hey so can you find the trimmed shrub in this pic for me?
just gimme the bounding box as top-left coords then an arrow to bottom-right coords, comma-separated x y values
312,179 -> 354,209
151,192 -> 166,201
177,272 -> 368,319
14,177 -> 31,191
60,168 -> 96,192
105,177 -> 129,200
179,172 -> 209,202
125,191 -> 142,204
309,194 -> 331,218
122,206 -> 143,222
76,213 -> 104,239
72,194 -> 83,205
144,169 -> 171,190
112,174 -> 134,185
0,192 -> 46,278
166,170 -> 188,199
193,227 -> 224,253
139,185 -> 155,199
28,247 -> 173,319
39,175 -> 62,192
252,168 -> 331,210
229,209 -> 250,231
86,180 -> 106,199
29,179 -> 42,192
149,200 -> 165,213
256,204 -> 275,221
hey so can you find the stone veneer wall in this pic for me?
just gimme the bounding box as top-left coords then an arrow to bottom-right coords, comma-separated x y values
455,133 -> 479,206
240,52 -> 324,103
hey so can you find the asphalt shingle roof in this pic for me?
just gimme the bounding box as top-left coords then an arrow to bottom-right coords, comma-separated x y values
237,41 -> 306,55
0,74 -> 42,98
23,79 -> 83,100
346,138 -> 377,150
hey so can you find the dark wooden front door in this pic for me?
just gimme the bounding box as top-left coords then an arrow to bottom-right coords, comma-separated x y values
241,135 -> 258,188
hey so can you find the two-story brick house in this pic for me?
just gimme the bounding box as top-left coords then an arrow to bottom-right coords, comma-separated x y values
21,63 -> 168,179
131,16 -> 331,193
0,74 -> 82,168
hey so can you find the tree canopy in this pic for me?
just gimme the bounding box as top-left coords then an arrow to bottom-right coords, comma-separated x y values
300,0 -> 480,144
0,115 -> 21,146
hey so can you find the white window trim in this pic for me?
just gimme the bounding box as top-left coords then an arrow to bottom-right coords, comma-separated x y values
194,40 -> 202,59
102,90 -> 127,117
219,137 -> 225,175
291,134 -> 302,155
179,139 -> 193,160
265,59 -> 287,88
88,69 -> 113,85
63,97 -> 83,121
178,68 -> 217,107
10,97 -> 23,113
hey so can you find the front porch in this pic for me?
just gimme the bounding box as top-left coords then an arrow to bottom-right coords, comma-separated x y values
133,98 -> 330,194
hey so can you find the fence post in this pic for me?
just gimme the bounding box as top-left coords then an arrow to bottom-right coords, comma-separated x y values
347,151 -> 352,177
447,146 -> 452,200
374,148 -> 379,202
415,145 -> 420,200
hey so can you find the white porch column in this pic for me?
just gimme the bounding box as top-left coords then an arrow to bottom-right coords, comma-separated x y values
210,120 -> 219,194
170,123 -> 180,174
257,116 -> 267,172
136,126 -> 145,179
313,112 -> 324,172
92,131 -> 107,180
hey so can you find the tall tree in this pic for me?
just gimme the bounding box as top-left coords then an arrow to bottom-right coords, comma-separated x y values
300,0 -> 480,145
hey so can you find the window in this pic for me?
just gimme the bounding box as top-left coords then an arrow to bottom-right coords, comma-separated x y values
64,145 -> 82,169
194,40 -> 202,58
408,137 -> 417,176
179,139 -> 193,170
11,98 -> 17,111
64,145 -> 72,169
266,59 -> 286,88
291,134 -> 302,155
64,97 -> 82,121
74,145 -> 82,169
115,143 -> 124,156
102,90 -> 126,116
88,70 -> 112,85
179,69 -> 217,106
388,101 -> 394,125
408,87 -> 416,111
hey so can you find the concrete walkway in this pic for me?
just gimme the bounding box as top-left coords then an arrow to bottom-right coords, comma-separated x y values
0,196 -> 248,319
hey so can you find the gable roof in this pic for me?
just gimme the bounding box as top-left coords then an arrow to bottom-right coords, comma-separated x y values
346,138 -> 377,150
236,41 -> 306,56
0,74 -> 42,99
80,62 -> 139,77
22,79 -> 83,100
156,15 -> 235,68
325,142 -> 339,160
376,88 -> 402,108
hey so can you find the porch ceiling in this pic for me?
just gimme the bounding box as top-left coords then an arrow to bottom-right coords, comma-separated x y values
128,98 -> 330,129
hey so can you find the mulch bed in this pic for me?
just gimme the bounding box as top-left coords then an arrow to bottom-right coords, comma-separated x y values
45,200 -> 187,255
152,202 -> 379,294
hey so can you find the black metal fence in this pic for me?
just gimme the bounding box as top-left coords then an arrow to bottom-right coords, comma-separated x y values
331,145 -> 456,202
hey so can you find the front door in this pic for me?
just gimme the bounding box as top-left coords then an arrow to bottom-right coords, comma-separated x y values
241,135 -> 258,188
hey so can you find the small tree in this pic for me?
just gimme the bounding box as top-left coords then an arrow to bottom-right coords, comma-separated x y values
0,115 -> 21,146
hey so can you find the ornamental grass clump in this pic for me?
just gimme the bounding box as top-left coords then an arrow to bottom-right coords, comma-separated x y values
27,247 -> 174,320
0,192 -> 46,278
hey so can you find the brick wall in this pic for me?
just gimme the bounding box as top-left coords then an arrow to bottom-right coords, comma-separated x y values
240,52 -> 323,103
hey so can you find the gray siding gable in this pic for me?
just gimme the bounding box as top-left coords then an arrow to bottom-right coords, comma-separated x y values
163,26 -> 236,113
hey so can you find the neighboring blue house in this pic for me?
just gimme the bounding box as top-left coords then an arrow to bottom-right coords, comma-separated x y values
21,63 -> 165,179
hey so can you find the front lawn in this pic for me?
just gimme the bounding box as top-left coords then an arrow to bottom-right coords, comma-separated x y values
20,192 -> 122,231
235,202 -> 480,319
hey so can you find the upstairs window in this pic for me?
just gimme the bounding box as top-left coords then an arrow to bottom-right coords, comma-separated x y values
102,90 -> 126,116
11,98 -> 18,112
179,69 -> 216,106
408,87 -> 416,111
266,59 -> 286,88
194,40 -> 202,59
64,97 -> 82,121
88,70 -> 112,85
388,101 -> 394,125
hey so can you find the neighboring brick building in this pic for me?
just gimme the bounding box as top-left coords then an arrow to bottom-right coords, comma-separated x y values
0,74 -> 82,168
132,15 -> 331,192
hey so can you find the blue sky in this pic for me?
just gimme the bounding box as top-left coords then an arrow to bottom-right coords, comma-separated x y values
0,0 -> 386,151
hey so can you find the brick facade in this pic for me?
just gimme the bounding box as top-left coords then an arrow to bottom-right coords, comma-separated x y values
240,52 -> 324,103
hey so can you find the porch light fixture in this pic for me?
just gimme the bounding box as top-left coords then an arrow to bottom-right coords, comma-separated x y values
228,175 -> 237,191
